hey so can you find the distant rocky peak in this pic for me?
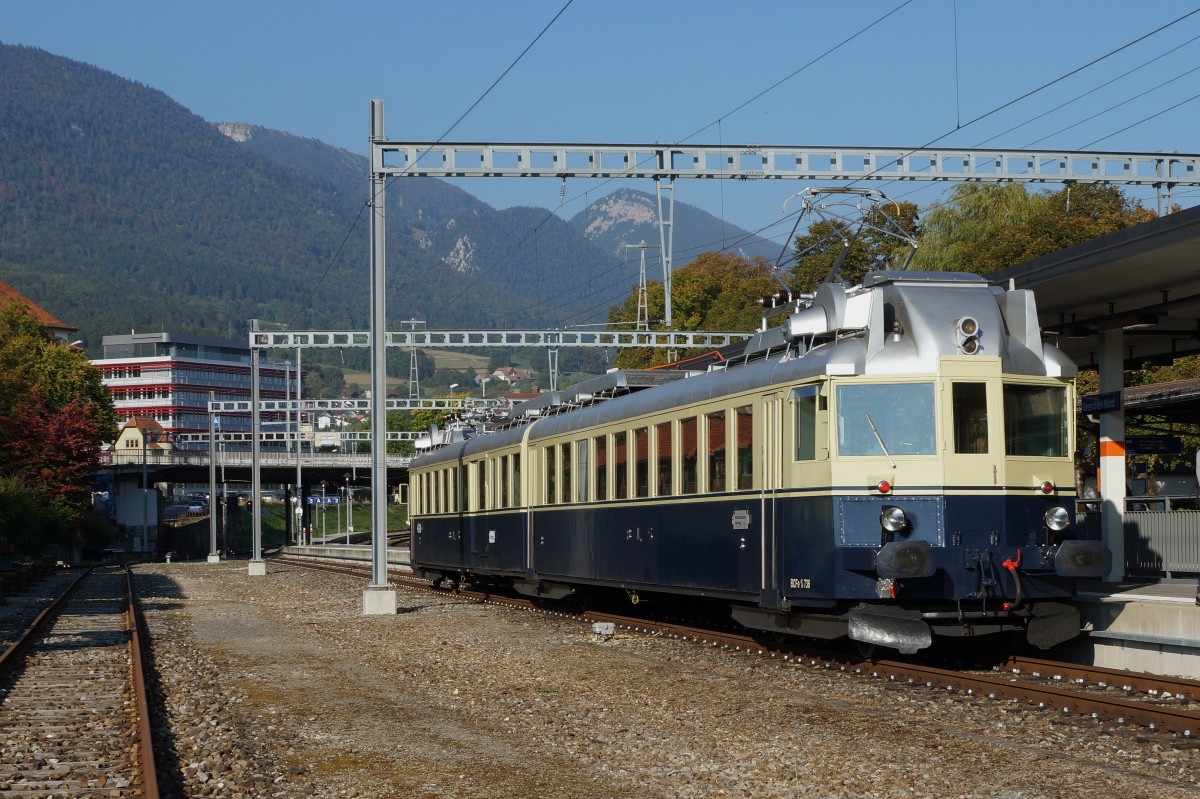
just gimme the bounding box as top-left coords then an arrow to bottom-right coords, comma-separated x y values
584,190 -> 657,238
216,122 -> 256,143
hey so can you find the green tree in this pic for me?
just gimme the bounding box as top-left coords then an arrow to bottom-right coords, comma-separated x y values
911,184 -> 1154,274
607,252 -> 778,369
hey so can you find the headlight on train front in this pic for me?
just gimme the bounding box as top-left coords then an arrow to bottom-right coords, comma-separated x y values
880,505 -> 907,533
1044,506 -> 1070,532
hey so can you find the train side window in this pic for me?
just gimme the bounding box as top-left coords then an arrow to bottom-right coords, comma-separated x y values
952,382 -> 989,454
561,442 -> 573,504
477,461 -> 487,511
681,417 -> 698,494
512,455 -> 521,506
656,422 -> 673,496
707,411 -> 727,492
499,455 -> 509,509
576,440 -> 589,502
634,427 -> 650,498
614,431 -> 628,499
457,465 -> 467,511
594,435 -> 608,500
1003,384 -> 1067,457
544,446 -> 556,505
736,405 -> 753,489
792,385 -> 818,461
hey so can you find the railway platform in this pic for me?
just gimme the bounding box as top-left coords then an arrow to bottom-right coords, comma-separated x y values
282,543 -> 412,571
1068,579 -> 1200,680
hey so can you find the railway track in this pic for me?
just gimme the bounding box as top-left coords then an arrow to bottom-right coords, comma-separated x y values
274,550 -> 1200,738
0,565 -> 159,797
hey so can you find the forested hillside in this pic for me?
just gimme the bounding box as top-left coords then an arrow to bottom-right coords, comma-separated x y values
0,45 -> 538,351
0,44 -> 789,354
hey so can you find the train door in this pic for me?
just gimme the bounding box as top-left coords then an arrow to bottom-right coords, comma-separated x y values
467,458 -> 492,572
776,382 -> 834,600
942,378 -> 999,490
758,392 -> 783,606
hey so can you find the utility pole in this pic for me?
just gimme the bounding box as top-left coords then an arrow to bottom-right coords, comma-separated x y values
624,242 -> 659,331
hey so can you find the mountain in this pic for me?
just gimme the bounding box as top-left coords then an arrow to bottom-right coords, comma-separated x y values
570,188 -> 780,265
0,44 -> 782,355
0,44 -> 548,353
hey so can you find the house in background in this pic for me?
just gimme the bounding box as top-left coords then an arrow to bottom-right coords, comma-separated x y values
0,276 -> 78,343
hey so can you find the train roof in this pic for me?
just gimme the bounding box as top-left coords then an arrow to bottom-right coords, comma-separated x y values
410,271 -> 1076,469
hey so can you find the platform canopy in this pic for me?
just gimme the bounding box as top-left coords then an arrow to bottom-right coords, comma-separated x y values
990,203 -> 1200,372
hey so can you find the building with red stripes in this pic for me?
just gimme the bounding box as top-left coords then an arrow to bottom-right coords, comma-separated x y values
92,332 -> 292,447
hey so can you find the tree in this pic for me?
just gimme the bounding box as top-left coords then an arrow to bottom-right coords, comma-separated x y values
0,303 -> 116,555
910,183 -> 1154,274
606,252 -> 778,369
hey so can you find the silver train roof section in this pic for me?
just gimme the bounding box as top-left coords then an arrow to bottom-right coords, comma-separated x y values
412,272 -> 1073,467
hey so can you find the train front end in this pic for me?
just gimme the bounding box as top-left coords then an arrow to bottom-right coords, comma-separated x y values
759,272 -> 1110,653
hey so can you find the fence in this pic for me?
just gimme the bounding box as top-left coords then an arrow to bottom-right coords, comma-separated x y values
1124,511 -> 1200,577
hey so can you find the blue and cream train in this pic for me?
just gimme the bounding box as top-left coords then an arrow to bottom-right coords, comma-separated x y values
408,271 -> 1110,653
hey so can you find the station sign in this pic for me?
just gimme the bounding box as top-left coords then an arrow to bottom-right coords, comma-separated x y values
1080,391 -> 1122,415
1124,435 -> 1183,455
306,495 -> 342,505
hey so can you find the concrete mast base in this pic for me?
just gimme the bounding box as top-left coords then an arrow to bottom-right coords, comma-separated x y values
363,586 -> 397,615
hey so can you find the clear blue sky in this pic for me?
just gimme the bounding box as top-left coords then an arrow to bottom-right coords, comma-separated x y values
6,0 -> 1200,248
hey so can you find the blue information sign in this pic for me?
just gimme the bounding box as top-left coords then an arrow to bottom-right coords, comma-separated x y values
1080,391 -> 1122,415
305,496 -> 342,505
1125,436 -> 1183,455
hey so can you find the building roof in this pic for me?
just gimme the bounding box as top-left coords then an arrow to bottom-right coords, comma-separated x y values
0,276 -> 76,336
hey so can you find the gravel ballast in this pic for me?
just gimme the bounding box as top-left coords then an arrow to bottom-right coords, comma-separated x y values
132,560 -> 1200,798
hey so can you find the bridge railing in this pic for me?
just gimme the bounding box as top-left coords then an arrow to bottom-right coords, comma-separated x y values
101,450 -> 413,469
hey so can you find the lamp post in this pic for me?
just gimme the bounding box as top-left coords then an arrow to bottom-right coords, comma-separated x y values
481,377 -> 491,397
344,472 -> 352,544
449,383 -> 459,395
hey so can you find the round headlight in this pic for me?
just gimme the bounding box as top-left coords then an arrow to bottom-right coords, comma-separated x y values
1044,506 -> 1070,532
880,506 -> 907,533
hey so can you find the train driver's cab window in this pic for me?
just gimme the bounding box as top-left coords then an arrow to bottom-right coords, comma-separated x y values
792,385 -> 818,461
1003,384 -> 1067,457
952,382 -> 989,454
836,383 -> 936,456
